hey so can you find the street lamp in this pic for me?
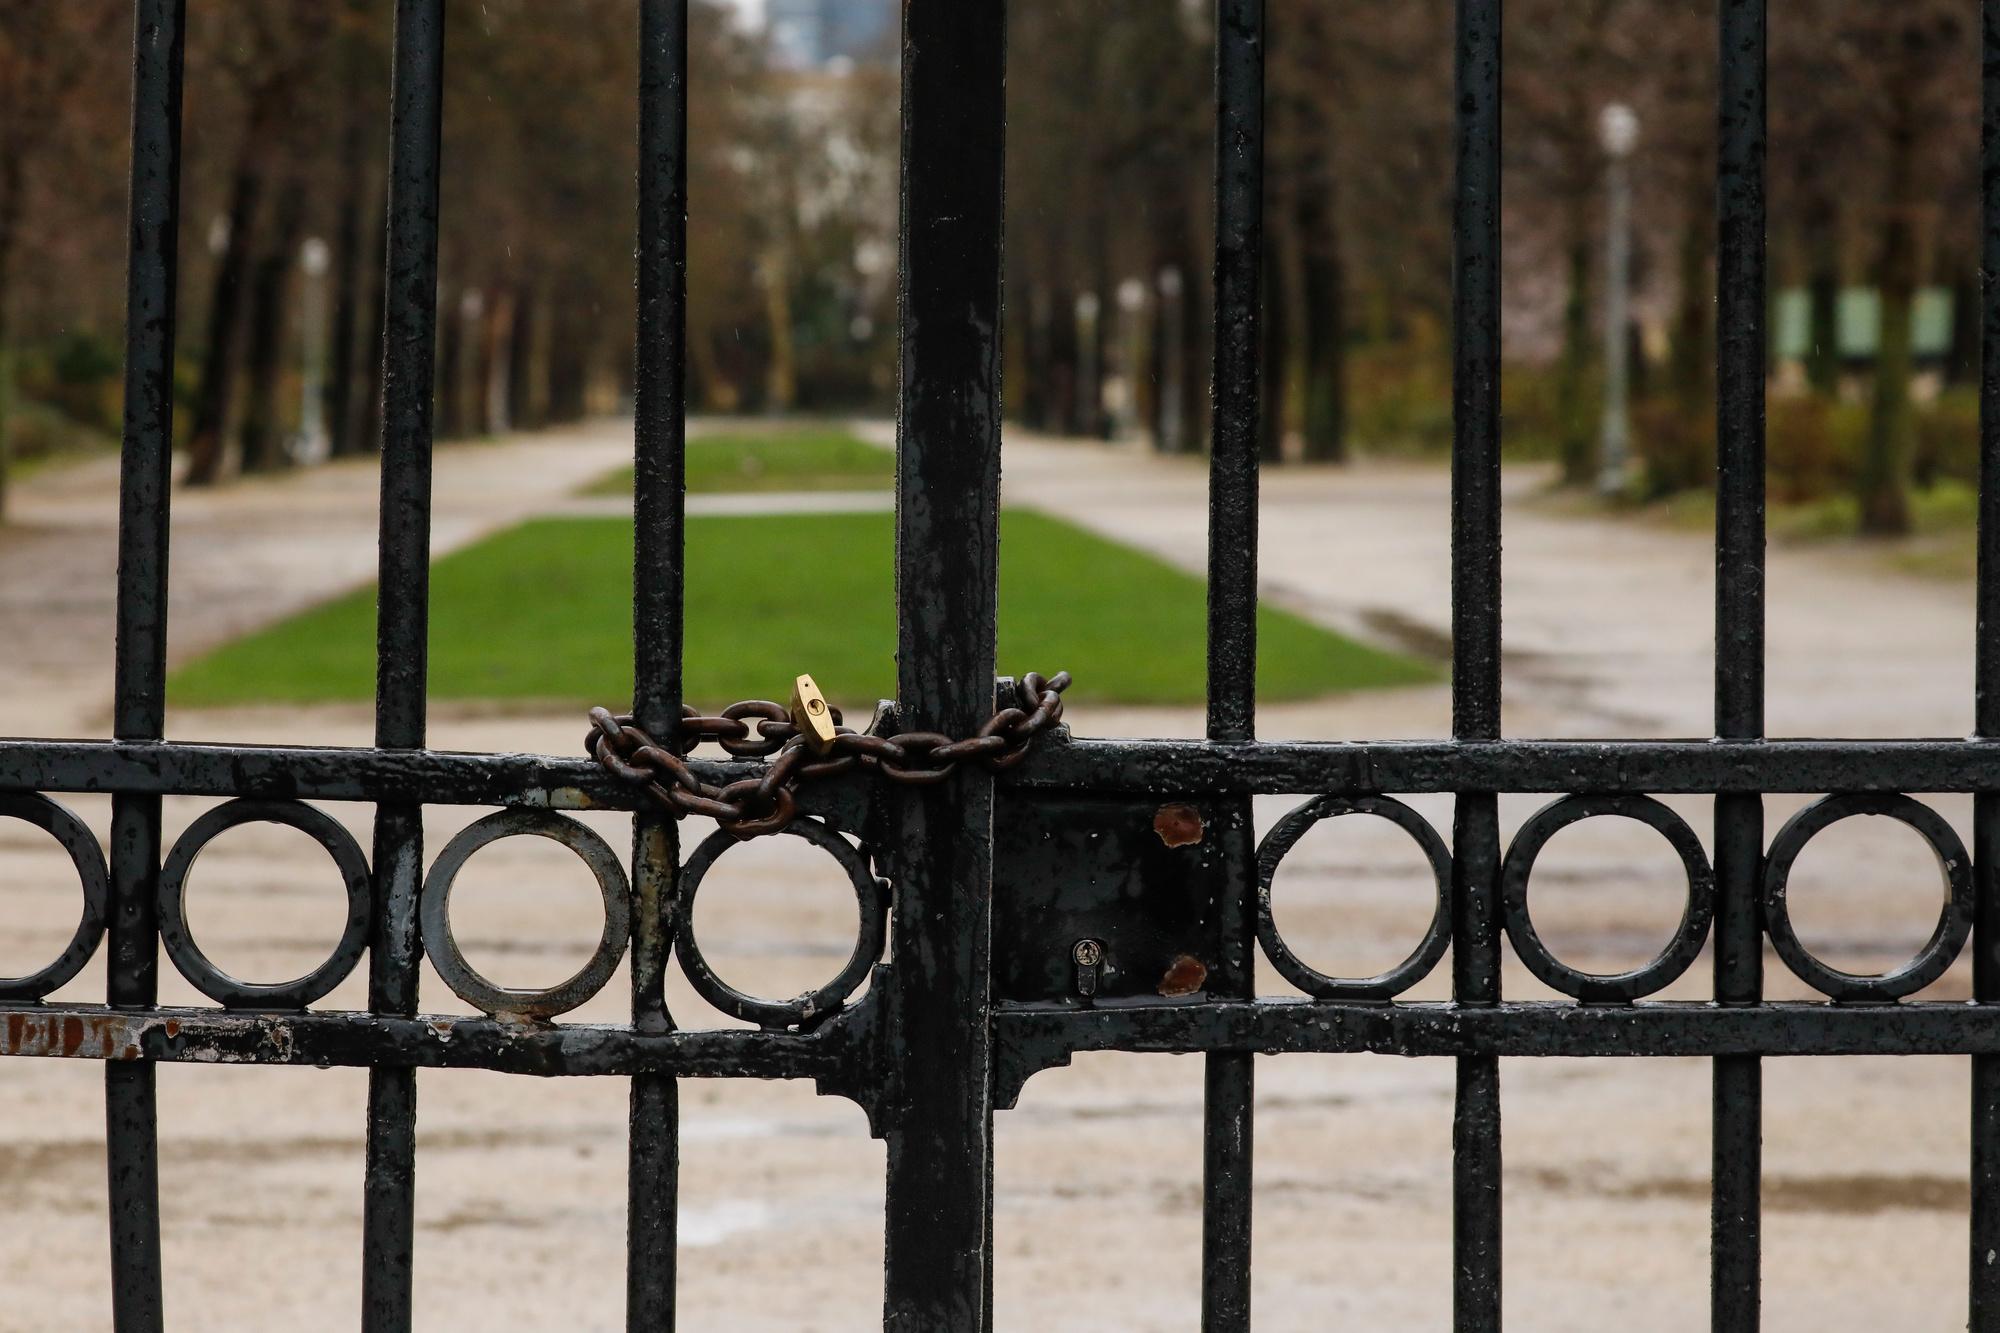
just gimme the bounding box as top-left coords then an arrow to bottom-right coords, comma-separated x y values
296,237 -> 332,463
1598,102 -> 1639,496
1156,266 -> 1184,453
1075,291 -> 1101,437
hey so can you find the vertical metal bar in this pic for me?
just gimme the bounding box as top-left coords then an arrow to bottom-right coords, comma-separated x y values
628,2 -> 687,1327
362,4 -> 442,1328
1450,2 -> 1503,1327
880,1 -> 1006,1326
1200,1057 -> 1254,1332
1202,0 -> 1264,1326
1973,5 -> 2000,1327
106,5 -> 185,1328
1207,0 -> 1264,736
1713,4 -> 1766,1329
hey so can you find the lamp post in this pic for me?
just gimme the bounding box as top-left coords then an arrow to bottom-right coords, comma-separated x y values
1598,102 -> 1639,496
1075,291 -> 1100,438
296,237 -> 332,463
1156,266 -> 1184,453
1116,277 -> 1147,442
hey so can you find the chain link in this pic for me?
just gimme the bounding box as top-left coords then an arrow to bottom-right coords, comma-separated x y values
586,671 -> 1071,838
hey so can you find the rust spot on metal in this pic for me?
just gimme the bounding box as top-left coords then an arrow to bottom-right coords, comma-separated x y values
1153,803 -> 1205,848
0,1012 -> 47,1056
0,1013 -> 147,1061
1157,954 -> 1208,997
163,1018 -> 180,1038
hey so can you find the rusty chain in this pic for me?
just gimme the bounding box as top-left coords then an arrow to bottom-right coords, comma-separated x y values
586,671 -> 1071,838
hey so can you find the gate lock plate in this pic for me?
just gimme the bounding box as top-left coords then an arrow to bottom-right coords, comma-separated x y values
991,792 -> 1238,1004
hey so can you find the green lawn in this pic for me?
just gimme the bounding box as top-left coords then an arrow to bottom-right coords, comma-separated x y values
168,509 -> 1434,710
1643,477 -> 1978,543
583,426 -> 893,496
1543,478 -> 1988,581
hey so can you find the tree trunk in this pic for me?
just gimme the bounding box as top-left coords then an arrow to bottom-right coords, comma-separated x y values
689,321 -> 735,413
760,248 -> 795,413
1019,282 -> 1050,430
1296,165 -> 1346,464
1179,206 -> 1209,455
325,83 -> 367,456
184,139 -> 271,486
1949,266 -> 1979,388
1259,221 -> 1290,464
1148,273 -> 1172,451
1046,276 -> 1079,436
546,305 -> 589,423
1860,110 -> 1919,536
437,285 -> 464,439
1008,267 -> 1039,430
238,187 -> 305,474
482,290 -> 513,434
1804,201 -> 1842,396
507,284 -> 539,429
1150,266 -> 1191,454
1146,192 -> 1201,454
1553,3 -> 1610,485
1555,201 -> 1593,485
323,2 -> 370,459
0,153 -> 21,519
1670,190 -> 1710,415
1084,215 -> 1111,440
358,191 -> 389,451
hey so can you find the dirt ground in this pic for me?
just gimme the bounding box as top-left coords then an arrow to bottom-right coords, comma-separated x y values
0,421 -> 1988,1329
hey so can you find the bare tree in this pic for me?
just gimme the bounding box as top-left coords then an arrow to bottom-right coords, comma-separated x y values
183,4 -> 334,486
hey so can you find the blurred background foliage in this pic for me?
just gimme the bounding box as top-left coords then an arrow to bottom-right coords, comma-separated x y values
0,0 -> 1983,539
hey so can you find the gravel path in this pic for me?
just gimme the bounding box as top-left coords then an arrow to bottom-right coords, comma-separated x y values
0,420 -> 632,737
0,419 -> 1984,1329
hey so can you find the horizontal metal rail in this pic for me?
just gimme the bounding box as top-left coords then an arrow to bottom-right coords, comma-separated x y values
0,1003 -> 849,1076
7,735 -> 2000,803
993,999 -> 2000,1064
9,999 -> 2000,1078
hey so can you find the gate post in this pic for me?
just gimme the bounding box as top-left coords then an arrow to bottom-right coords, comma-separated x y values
1449,3 -> 1505,1327
362,5 -> 444,1327
881,1 -> 1007,1327
1977,9 -> 2000,1329
107,5 -> 186,1327
1712,3 -> 1766,1327
1202,2 -> 1265,1326
629,3 -> 689,1327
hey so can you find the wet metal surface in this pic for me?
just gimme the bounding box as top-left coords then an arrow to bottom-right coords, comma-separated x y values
10,1 -> 2000,1328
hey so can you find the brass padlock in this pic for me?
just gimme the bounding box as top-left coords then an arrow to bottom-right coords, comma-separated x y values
789,674 -> 839,754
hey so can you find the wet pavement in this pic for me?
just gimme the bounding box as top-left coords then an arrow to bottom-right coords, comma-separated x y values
0,420 -> 1984,1328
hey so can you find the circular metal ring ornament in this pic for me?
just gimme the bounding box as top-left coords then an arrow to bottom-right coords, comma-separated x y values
1762,793 -> 1972,1002
1254,795 -> 1452,1000
157,799 -> 372,1010
676,818 -> 887,1029
421,809 -> 631,1020
1501,794 -> 1714,1002
0,794 -> 110,1002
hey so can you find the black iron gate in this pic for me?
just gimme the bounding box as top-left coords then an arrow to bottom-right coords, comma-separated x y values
8,0 -> 2000,1328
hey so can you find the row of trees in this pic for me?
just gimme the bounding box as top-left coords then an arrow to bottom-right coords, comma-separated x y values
1008,0 -> 1983,533
1007,0 -> 1456,464
0,1 -> 1984,536
0,0 -> 896,516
